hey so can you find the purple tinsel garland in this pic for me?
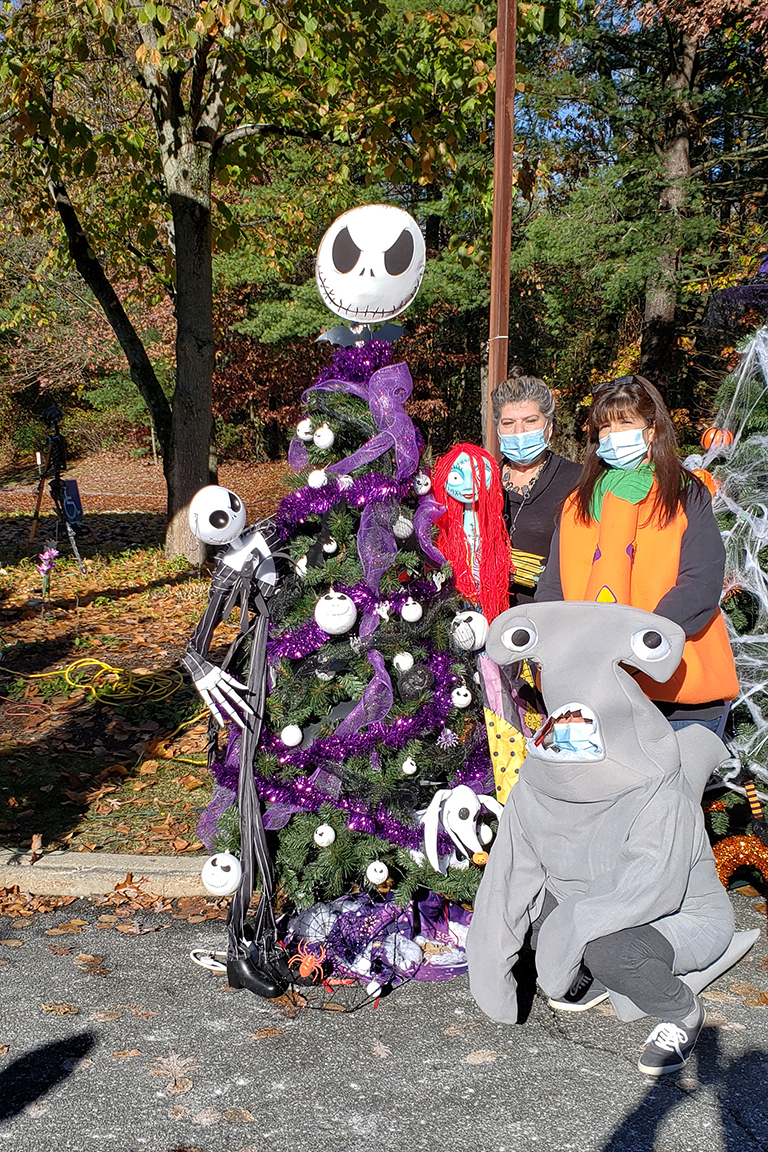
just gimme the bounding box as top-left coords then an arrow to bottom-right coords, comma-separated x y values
205,339 -> 493,856
267,576 -> 445,660
273,471 -> 414,542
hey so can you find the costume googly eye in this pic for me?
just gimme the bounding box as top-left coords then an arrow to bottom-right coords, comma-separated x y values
499,620 -> 538,655
630,628 -> 671,661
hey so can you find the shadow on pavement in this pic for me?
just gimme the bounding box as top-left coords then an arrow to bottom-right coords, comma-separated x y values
602,1027 -> 768,1150
0,1031 -> 96,1122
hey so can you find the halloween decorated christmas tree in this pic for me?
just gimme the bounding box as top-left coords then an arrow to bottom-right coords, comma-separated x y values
186,206 -> 507,997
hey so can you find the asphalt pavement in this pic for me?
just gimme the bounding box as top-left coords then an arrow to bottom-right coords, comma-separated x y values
0,881 -> 767,1152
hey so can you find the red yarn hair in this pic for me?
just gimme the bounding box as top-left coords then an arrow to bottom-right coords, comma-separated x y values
433,443 -> 511,622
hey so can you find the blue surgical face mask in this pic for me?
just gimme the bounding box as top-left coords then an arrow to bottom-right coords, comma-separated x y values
499,427 -> 550,464
552,722 -> 601,757
595,427 -> 650,470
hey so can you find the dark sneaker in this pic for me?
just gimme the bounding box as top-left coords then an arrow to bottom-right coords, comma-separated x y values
637,997 -> 705,1077
548,968 -> 609,1012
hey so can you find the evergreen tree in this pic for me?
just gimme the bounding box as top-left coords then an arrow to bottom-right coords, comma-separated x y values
204,339 -> 498,913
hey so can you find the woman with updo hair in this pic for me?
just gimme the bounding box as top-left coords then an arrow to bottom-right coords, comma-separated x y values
492,366 -> 580,605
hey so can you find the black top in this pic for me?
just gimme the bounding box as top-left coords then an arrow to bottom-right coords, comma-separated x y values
502,452 -> 581,606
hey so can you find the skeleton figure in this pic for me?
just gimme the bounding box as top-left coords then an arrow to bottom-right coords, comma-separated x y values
183,486 -> 289,998
468,601 -> 758,1048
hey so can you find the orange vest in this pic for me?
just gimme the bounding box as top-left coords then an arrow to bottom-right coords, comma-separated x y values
558,489 -> 738,705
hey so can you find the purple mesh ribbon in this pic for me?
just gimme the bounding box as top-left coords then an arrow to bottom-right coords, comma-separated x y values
196,783 -> 236,852
262,801 -> 304,830
288,437 -> 309,471
358,500 -> 398,593
303,362 -> 420,481
334,651 -> 393,738
413,493 -> 448,567
308,765 -> 343,800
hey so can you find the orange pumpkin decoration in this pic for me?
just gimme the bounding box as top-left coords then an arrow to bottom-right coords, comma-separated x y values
692,468 -> 717,497
700,427 -> 734,451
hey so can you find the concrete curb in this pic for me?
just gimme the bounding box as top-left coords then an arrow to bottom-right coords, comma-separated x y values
0,849 -> 207,899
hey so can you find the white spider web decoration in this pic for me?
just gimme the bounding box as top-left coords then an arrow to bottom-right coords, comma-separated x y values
702,326 -> 768,799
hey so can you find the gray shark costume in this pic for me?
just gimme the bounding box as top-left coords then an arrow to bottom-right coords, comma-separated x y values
467,601 -> 757,1026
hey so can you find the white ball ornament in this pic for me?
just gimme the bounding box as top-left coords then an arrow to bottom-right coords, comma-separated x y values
313,423 -> 335,450
280,724 -> 304,747
366,860 -> 390,885
314,590 -> 358,635
400,597 -> 423,623
413,472 -> 432,496
313,823 -> 336,848
451,610 -> 489,652
393,515 -> 413,540
201,852 -> 242,897
392,651 -> 415,673
451,684 -> 473,709
322,537 -> 338,555
296,417 -> 314,442
401,756 -> 418,776
337,474 -> 354,490
307,469 -> 328,489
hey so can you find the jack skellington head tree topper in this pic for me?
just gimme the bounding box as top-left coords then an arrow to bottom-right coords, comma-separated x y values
315,205 -> 426,345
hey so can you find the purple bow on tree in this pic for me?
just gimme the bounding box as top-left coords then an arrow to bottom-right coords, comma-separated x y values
303,361 -> 420,481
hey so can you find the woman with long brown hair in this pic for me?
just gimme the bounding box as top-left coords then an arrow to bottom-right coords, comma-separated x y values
536,374 -> 738,728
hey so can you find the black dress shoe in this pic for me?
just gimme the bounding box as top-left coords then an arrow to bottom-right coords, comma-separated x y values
226,955 -> 288,998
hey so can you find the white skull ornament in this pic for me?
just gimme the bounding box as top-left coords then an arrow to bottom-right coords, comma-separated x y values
315,205 -> 426,323
314,590 -> 358,635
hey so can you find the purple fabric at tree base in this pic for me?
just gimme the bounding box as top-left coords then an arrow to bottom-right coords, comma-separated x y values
281,890 -> 473,986
196,783 -> 237,851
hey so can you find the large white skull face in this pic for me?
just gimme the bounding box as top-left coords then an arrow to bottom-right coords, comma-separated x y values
188,485 -> 246,545
315,205 -> 426,323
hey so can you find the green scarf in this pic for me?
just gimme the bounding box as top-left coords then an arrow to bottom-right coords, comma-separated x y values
589,463 -> 655,523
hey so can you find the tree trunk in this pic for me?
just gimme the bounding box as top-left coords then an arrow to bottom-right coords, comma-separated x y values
163,141 -> 216,563
639,31 -> 697,389
48,180 -> 173,453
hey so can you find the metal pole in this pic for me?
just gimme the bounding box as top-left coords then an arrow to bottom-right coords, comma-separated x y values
484,0 -> 517,453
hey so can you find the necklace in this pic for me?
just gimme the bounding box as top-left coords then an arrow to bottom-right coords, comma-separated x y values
502,455 -> 548,499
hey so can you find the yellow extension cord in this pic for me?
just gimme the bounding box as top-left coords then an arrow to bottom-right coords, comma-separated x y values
23,659 -> 208,735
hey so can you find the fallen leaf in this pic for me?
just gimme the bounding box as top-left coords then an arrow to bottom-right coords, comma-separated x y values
702,989 -> 740,1004
0,940 -> 23,948
29,833 -> 43,863
192,1109 -> 222,1126
112,1048 -> 143,1058
730,981 -> 762,998
371,1039 -> 392,1058
223,1109 -> 254,1123
0,1045 -> 9,1055
722,1022 -> 748,1031
167,1078 -> 193,1097
269,992 -> 306,1018
755,903 -> 767,914
120,1004 -> 157,1019
465,1049 -> 503,1065
140,760 -> 159,776
47,944 -> 73,956
114,823 -> 131,834
705,1010 -> 728,1026
23,1103 -> 48,1118
132,781 -> 151,792
168,1106 -> 189,1120
62,1057 -> 92,1073
172,838 -> 190,851
41,1003 -> 79,1015
248,1027 -> 285,1040
91,1010 -> 122,1021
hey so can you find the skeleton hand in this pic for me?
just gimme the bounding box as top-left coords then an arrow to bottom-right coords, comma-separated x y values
182,647 -> 254,729
419,785 -> 503,874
